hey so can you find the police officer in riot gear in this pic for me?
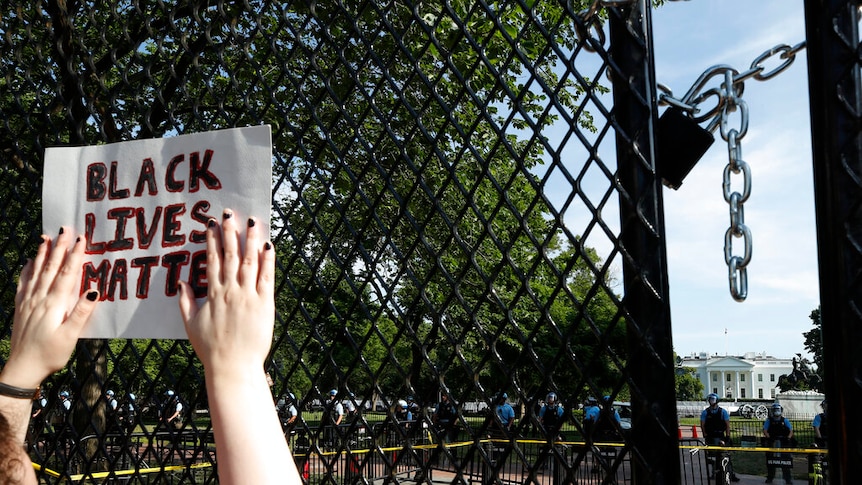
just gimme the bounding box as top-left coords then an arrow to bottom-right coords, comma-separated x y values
700,393 -> 740,482
812,399 -> 827,447
700,393 -> 732,444
763,403 -> 794,484
539,392 -> 565,440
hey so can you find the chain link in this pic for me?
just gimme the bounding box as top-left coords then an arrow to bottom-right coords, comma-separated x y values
577,0 -> 640,52
718,70 -> 752,301
658,40 -> 806,301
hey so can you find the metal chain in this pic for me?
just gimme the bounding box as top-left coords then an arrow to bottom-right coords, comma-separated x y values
658,40 -> 806,301
577,0 -> 640,52
719,69 -> 751,302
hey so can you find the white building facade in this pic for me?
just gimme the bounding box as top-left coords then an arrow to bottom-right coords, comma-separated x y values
680,352 -> 794,401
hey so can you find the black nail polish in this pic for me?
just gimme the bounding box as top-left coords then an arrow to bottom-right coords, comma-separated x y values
58,227 -> 64,235
248,218 -> 256,228
207,218 -> 216,228
264,242 -> 272,250
75,236 -> 81,244
86,290 -> 98,301
223,211 -> 232,219
38,235 -> 45,245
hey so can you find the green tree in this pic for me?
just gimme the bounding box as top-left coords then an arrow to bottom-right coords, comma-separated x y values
255,0 -> 628,409
802,305 -> 824,391
1,0 -> 635,423
675,367 -> 704,401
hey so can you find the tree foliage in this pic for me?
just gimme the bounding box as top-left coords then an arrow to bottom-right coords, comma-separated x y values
802,305 -> 824,391
675,367 -> 704,401
2,0 -> 629,423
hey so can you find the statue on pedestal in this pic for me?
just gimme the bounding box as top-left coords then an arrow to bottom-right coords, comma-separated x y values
777,353 -> 820,391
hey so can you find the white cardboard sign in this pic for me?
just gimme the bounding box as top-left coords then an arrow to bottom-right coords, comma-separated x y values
43,126 -> 272,339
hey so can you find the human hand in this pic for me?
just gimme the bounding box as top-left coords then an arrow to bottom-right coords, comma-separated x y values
2,228 -> 99,390
177,209 -> 275,380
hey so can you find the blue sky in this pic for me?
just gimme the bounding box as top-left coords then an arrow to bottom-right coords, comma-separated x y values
652,1 -> 818,360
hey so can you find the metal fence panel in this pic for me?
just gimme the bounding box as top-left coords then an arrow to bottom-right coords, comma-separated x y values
0,1 -> 674,483
804,0 -> 862,482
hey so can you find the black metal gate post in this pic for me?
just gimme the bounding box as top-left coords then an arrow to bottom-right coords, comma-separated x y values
804,1 -> 862,482
609,1 -> 679,484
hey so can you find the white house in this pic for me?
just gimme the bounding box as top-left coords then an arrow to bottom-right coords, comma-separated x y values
679,352 -> 794,401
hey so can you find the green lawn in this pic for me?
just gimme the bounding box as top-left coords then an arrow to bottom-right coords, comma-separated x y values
680,416 -> 820,480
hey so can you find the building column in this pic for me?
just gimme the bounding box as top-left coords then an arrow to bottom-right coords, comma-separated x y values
735,371 -> 740,399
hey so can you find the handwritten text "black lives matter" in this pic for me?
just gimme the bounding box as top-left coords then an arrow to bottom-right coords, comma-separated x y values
83,150 -> 222,300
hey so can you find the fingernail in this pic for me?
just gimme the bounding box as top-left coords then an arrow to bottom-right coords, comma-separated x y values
38,235 -> 46,245
75,236 -> 81,244
207,218 -> 216,228
86,290 -> 98,301
59,227 -> 65,235
223,210 -> 232,219
248,218 -> 256,228
264,242 -> 272,250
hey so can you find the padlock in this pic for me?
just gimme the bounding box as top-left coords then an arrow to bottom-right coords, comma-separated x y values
656,107 -> 715,189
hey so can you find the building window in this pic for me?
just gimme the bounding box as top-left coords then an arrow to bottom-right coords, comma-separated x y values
770,389 -> 776,399
741,374 -> 746,382
726,374 -> 731,382
770,374 -> 775,382
758,374 -> 763,382
741,389 -> 746,398
713,387 -> 718,394
712,373 -> 718,382
758,389 -> 764,399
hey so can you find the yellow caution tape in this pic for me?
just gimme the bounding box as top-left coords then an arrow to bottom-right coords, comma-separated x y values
33,461 -> 213,482
32,437 -> 827,480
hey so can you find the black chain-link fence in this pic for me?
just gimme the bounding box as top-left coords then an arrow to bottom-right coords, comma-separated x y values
1,1 -> 681,483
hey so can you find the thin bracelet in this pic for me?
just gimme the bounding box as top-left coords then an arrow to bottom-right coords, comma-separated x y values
0,381 -> 40,399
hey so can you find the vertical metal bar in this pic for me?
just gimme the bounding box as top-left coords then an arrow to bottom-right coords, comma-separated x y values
804,1 -> 862,482
608,1 -> 679,483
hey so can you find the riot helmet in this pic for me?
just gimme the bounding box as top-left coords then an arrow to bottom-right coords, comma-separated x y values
706,393 -> 719,406
771,403 -> 783,418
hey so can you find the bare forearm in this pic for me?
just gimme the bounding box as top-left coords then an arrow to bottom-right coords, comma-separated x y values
207,370 -> 301,484
0,365 -> 43,444
0,395 -> 31,445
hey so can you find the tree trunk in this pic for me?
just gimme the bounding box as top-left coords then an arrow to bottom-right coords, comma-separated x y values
72,339 -> 108,472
